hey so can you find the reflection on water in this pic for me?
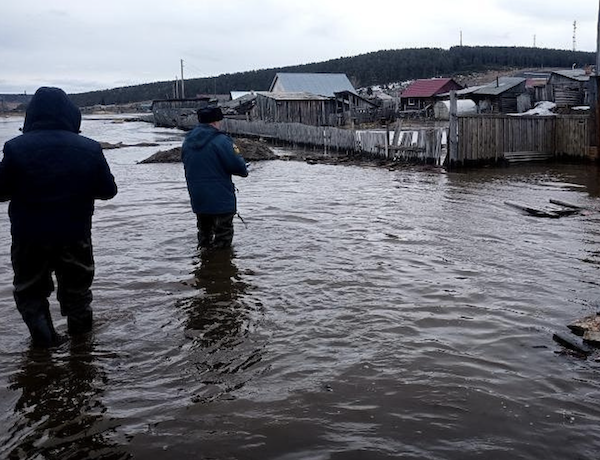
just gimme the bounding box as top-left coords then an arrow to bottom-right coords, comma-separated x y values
4,338 -> 129,460
3,116 -> 600,458
185,248 -> 247,344
180,248 -> 264,404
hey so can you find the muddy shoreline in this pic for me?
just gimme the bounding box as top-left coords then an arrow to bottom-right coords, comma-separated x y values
139,136 -> 444,171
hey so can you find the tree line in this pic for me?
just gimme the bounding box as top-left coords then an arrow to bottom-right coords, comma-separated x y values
68,46 -> 596,107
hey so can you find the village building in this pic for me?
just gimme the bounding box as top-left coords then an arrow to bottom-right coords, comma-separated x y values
441,77 -> 528,114
468,77 -> 528,113
518,71 -> 553,103
547,68 -> 594,107
399,78 -> 463,112
225,73 -> 376,126
251,92 -> 335,126
331,90 -> 377,125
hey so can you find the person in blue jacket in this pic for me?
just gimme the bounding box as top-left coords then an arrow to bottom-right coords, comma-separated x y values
182,107 -> 248,250
0,87 -> 118,347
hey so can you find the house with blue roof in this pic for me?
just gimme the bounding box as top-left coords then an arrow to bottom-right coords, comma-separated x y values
259,73 -> 376,126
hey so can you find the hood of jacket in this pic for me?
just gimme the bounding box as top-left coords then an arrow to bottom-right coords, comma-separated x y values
184,123 -> 223,150
23,87 -> 81,133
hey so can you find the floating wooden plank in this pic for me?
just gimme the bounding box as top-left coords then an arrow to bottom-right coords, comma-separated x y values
552,332 -> 593,356
504,201 -> 561,218
548,199 -> 587,210
551,208 -> 581,217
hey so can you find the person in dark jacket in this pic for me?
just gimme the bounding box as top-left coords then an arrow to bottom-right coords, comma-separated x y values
182,107 -> 248,250
0,87 -> 117,347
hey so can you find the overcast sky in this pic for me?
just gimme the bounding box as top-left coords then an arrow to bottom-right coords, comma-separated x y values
1,0 -> 597,94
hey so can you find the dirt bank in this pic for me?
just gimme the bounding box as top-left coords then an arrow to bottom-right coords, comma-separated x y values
139,137 -> 277,163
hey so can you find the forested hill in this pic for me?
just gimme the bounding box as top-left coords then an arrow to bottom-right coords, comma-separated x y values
69,46 -> 595,107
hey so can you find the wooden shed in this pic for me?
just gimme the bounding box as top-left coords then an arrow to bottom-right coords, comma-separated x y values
469,77 -> 527,113
250,92 -> 336,126
548,69 -> 593,107
334,90 -> 377,125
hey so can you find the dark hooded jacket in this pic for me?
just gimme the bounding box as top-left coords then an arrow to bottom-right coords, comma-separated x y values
182,123 -> 248,215
0,87 -> 117,242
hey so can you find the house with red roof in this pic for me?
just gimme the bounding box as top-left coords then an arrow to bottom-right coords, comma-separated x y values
400,78 -> 463,112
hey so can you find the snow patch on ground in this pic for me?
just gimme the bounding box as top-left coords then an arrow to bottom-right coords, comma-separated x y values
510,101 -> 556,116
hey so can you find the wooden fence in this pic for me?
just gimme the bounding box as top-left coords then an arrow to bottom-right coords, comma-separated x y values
223,115 -> 592,167
221,118 -> 446,164
454,114 -> 591,165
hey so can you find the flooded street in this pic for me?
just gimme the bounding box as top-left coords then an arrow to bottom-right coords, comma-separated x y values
2,115 -> 600,459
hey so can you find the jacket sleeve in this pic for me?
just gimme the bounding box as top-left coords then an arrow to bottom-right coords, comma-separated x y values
94,149 -> 118,200
0,144 -> 14,201
217,137 -> 248,178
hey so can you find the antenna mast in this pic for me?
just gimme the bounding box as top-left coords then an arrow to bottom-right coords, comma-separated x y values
573,20 -> 577,52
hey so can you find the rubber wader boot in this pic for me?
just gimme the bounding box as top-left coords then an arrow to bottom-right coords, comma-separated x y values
26,310 -> 66,348
67,309 -> 93,336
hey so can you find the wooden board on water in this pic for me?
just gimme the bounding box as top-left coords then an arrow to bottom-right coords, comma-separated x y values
504,201 -> 561,218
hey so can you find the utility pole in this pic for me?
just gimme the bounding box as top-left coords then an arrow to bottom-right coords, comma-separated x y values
180,59 -> 185,99
597,1 -> 600,72
573,20 -> 577,52
533,34 -> 536,48
460,30 -> 463,47
595,1 -> 600,158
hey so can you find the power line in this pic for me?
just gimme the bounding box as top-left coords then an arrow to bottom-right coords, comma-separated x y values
183,61 -> 205,76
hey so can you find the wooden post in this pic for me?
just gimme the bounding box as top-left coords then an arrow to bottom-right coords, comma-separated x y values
448,90 -> 458,166
391,119 -> 402,146
385,122 -> 390,158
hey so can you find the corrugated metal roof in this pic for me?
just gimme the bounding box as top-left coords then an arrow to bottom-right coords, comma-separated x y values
437,85 -> 487,97
472,77 -> 526,96
552,69 -> 592,82
400,78 -> 455,98
230,91 -> 253,100
269,73 -> 355,97
258,91 -> 331,101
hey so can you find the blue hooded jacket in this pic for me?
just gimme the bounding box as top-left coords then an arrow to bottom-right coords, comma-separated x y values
181,123 -> 248,215
0,87 -> 118,242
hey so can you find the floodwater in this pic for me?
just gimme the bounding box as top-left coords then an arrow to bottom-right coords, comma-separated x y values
1,114 -> 600,459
